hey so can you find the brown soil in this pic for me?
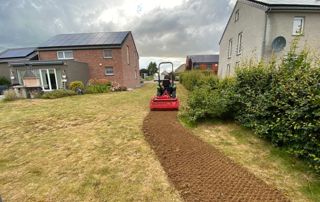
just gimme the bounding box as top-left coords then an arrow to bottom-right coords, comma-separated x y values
143,111 -> 289,202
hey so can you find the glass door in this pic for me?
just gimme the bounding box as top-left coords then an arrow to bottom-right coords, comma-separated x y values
39,69 -> 58,91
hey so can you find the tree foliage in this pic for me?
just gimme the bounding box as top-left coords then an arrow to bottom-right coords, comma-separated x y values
147,62 -> 158,76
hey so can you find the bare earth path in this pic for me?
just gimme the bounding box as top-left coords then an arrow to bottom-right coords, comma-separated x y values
143,111 -> 289,202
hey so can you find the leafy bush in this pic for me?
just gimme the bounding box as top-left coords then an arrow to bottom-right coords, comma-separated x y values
88,79 -> 111,86
181,41 -> 320,172
180,71 -> 218,91
69,81 -> 85,91
3,89 -> 17,101
0,76 -> 10,86
86,79 -> 111,94
86,85 -> 111,94
184,78 -> 235,122
41,89 -> 76,99
234,46 -> 320,172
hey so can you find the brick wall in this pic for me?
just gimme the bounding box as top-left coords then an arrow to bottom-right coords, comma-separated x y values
38,33 -> 140,88
120,34 -> 140,88
197,63 -> 219,75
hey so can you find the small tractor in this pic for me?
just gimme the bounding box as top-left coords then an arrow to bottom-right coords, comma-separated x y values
149,62 -> 180,111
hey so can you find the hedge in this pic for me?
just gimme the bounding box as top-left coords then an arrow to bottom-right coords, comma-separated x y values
180,44 -> 320,172
41,89 -> 77,99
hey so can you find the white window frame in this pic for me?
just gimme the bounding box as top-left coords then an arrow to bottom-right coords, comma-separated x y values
235,9 -> 239,22
39,68 -> 59,91
103,49 -> 112,58
126,45 -> 130,65
292,17 -> 305,36
237,32 -> 243,55
57,51 -> 73,60
105,66 -> 114,76
228,38 -> 233,59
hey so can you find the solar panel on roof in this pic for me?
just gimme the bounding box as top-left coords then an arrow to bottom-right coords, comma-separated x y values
0,47 -> 35,59
39,32 -> 129,48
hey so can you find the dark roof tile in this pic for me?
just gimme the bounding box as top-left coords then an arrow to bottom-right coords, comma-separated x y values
188,55 -> 219,63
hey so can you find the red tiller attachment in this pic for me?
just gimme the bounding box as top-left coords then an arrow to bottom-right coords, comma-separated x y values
150,93 -> 180,111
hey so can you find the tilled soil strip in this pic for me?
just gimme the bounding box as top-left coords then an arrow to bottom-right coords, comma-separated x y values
143,111 -> 289,202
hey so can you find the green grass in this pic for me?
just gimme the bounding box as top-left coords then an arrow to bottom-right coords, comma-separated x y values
1,83 -> 319,201
188,121 -> 320,202
0,84 -> 181,201
143,76 -> 154,81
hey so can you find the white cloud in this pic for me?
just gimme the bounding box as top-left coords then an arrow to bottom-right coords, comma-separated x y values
140,57 -> 185,70
0,0 -> 235,63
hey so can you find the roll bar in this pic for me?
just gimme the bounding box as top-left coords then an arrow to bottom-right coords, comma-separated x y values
157,62 -> 174,87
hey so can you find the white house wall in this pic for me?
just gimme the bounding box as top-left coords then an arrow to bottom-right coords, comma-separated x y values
264,11 -> 320,60
218,1 -> 267,78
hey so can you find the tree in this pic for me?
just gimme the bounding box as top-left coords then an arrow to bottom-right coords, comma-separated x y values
139,68 -> 149,75
147,62 -> 158,76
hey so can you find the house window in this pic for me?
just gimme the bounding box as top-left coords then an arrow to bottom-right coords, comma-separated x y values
193,64 -> 200,70
105,67 -> 114,76
235,9 -> 239,22
228,39 -> 233,58
237,32 -> 243,55
235,61 -> 240,69
292,17 -> 305,35
103,49 -> 112,58
126,46 -> 130,65
57,51 -> 73,60
227,64 -> 231,76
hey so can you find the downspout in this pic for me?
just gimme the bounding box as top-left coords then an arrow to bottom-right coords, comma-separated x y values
262,8 -> 271,60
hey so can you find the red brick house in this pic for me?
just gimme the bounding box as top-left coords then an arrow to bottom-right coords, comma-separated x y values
186,55 -> 219,74
37,31 -> 140,88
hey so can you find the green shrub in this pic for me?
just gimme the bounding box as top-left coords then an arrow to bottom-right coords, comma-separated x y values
69,81 -> 84,91
181,40 -> 320,172
180,70 -> 218,91
3,89 -> 17,101
0,76 -> 10,86
88,79 -> 111,86
86,79 -> 111,94
86,85 -> 111,94
184,78 -> 236,122
41,89 -> 77,99
234,44 -> 320,172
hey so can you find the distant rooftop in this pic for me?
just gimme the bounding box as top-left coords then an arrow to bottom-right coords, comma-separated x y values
187,55 -> 219,63
38,31 -> 130,48
175,64 -> 186,73
0,47 -> 35,59
249,0 -> 320,7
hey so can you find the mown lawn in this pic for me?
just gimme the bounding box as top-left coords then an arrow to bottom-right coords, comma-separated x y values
0,84 -> 181,201
188,122 -> 320,202
1,83 -> 319,202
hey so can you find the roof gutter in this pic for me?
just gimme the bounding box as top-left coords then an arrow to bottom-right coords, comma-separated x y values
9,60 -> 65,67
37,44 -> 122,51
261,7 -> 272,60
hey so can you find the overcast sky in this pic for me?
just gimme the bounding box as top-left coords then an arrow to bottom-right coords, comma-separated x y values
0,0 -> 236,68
